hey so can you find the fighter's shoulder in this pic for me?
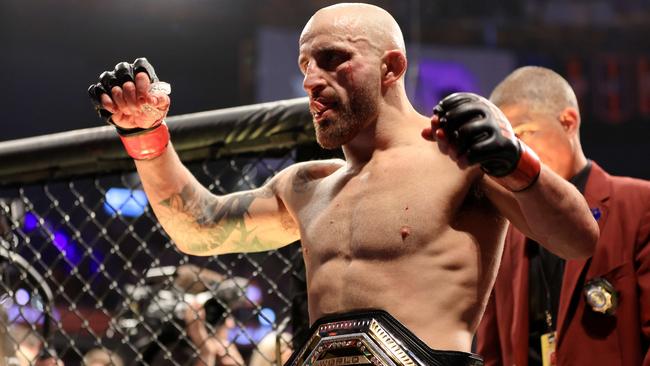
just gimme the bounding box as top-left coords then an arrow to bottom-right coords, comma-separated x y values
272,159 -> 345,190
291,159 -> 345,181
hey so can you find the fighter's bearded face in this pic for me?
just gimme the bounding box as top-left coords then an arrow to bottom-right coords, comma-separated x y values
310,65 -> 380,150
298,13 -> 383,149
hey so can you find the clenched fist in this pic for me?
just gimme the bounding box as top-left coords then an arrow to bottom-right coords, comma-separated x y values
88,58 -> 170,132
422,92 -> 541,191
88,58 -> 171,160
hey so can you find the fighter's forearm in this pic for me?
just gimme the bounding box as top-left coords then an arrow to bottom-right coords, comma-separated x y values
134,144 -> 276,255
515,165 -> 598,259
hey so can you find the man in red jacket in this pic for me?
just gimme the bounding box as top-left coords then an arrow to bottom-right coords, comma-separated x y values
476,66 -> 650,366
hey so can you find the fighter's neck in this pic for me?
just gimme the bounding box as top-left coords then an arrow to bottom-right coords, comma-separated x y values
342,107 -> 427,168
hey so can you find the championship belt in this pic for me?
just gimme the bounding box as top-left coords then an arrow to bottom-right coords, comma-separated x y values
284,310 -> 483,366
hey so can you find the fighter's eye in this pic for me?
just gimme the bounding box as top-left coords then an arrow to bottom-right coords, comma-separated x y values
317,50 -> 350,71
515,130 -> 537,139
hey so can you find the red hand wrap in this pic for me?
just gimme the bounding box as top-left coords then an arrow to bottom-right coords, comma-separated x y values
119,122 -> 170,160
491,141 -> 541,192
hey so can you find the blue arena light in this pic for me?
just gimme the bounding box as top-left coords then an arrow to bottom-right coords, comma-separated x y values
53,230 -> 82,266
103,188 -> 148,217
229,324 -> 273,346
53,231 -> 69,249
89,249 -> 105,274
258,307 -> 276,326
15,288 -> 30,306
246,284 -> 262,304
23,212 -> 38,232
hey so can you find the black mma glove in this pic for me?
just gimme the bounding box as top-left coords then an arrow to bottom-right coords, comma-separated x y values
88,58 -> 159,132
434,92 -> 541,191
88,58 -> 170,160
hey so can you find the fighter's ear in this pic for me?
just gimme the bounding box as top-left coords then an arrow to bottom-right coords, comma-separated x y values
559,107 -> 580,135
381,50 -> 407,86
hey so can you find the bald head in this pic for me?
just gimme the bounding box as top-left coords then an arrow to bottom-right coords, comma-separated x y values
300,3 -> 406,54
491,66 -> 588,179
490,66 -> 578,119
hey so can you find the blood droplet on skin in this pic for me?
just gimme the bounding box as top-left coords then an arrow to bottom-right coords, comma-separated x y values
400,226 -> 411,240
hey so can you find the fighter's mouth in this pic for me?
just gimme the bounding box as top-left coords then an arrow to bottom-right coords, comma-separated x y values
311,99 -> 337,121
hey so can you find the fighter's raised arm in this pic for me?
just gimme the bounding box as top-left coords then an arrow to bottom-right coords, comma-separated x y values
423,92 -> 599,259
88,59 -> 309,255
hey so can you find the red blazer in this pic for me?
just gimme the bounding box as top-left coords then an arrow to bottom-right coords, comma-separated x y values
477,162 -> 650,366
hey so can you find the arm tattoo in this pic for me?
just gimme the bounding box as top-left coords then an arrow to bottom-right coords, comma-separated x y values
159,184 -> 276,252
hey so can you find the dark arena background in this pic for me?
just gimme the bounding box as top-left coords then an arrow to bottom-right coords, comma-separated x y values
0,0 -> 649,365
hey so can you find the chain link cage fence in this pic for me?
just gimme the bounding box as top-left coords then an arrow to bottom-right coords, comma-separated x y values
0,98 -> 335,366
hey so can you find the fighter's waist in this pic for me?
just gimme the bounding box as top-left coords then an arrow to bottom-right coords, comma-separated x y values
285,309 -> 483,366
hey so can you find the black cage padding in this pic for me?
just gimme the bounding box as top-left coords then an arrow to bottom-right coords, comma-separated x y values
0,97 -> 312,186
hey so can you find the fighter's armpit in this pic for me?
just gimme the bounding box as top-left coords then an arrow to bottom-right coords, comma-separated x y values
293,167 -> 318,193
289,159 -> 345,194
459,180 -> 502,217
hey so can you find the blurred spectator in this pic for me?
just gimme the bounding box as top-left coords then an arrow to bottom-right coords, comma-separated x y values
0,305 -> 12,366
82,348 -> 124,366
184,303 -> 244,366
248,331 -> 292,366
7,324 -> 61,366
10,324 -> 41,366
139,265 -> 246,366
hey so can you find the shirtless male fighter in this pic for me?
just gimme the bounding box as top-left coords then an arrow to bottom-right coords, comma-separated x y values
88,3 -> 598,364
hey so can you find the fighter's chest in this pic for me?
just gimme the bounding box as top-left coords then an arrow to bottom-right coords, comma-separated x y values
296,158 -> 471,257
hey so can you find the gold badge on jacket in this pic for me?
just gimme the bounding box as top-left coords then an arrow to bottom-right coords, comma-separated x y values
583,277 -> 618,315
